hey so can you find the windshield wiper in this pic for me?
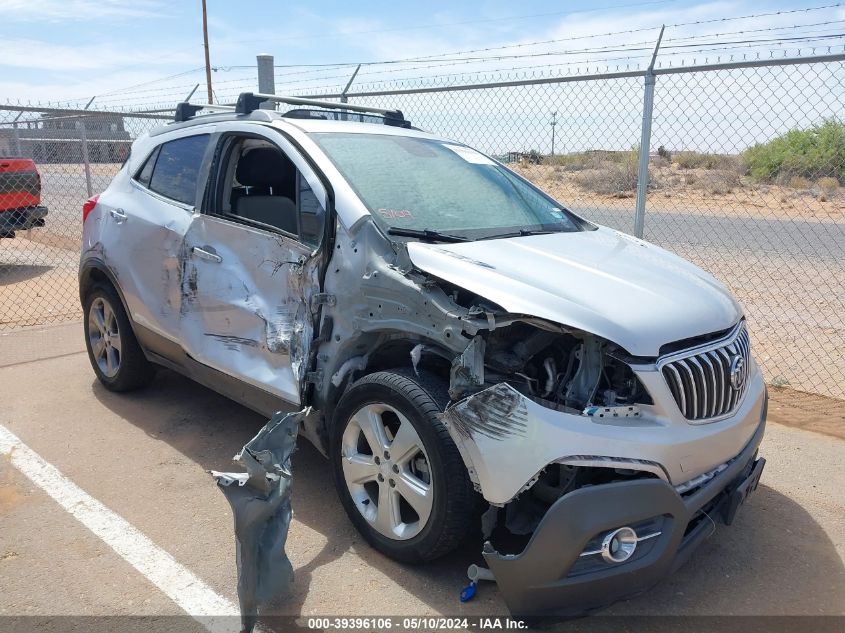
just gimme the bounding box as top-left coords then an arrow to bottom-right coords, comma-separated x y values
476,228 -> 558,241
387,227 -> 469,243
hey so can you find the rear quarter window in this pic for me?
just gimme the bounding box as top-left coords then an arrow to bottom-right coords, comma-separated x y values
147,135 -> 209,205
134,146 -> 159,187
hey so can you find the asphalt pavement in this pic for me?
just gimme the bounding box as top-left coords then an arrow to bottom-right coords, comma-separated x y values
0,323 -> 843,629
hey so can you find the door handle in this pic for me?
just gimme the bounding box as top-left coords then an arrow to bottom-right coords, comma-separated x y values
109,208 -> 127,223
191,246 -> 222,263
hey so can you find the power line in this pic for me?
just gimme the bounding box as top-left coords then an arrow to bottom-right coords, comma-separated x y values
55,1 -> 845,105
356,2 -> 845,67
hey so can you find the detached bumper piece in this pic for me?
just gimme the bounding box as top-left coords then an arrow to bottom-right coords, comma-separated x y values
0,206 -> 48,237
211,409 -> 304,633
484,419 -> 766,617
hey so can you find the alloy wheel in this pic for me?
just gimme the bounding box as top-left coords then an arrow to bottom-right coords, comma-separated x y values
88,296 -> 122,378
340,403 -> 433,540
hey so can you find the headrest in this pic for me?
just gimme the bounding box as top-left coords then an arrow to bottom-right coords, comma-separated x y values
236,148 -> 295,188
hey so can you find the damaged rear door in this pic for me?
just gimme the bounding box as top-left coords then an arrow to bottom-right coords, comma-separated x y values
180,126 -> 328,405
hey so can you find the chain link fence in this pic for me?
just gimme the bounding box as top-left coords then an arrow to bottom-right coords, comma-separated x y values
0,107 -> 167,330
1,55 -> 843,400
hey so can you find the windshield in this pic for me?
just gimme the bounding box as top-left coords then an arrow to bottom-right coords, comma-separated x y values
311,132 -> 585,240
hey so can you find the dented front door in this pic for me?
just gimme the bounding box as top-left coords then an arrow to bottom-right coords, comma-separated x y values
180,217 -> 317,405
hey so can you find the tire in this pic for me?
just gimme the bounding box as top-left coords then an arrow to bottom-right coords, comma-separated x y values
82,282 -> 155,392
330,370 -> 475,563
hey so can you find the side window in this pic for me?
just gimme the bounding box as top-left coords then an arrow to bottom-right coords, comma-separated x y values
214,136 -> 325,247
134,146 -> 159,187
148,135 -> 210,205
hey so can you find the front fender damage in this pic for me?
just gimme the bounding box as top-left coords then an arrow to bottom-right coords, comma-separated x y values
310,218 -> 665,615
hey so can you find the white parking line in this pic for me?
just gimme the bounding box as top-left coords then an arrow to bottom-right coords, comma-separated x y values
0,424 -> 239,632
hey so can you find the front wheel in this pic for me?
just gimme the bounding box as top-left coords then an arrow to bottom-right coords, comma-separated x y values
330,371 -> 475,563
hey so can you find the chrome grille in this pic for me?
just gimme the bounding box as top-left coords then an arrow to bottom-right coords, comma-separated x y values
660,323 -> 751,421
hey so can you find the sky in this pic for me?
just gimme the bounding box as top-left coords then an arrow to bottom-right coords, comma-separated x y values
2,0 -> 843,109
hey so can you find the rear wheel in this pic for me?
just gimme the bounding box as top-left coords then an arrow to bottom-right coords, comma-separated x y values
331,370 -> 475,563
83,283 -> 155,391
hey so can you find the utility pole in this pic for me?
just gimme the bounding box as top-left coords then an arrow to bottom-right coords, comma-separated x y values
201,0 -> 213,104
550,111 -> 558,157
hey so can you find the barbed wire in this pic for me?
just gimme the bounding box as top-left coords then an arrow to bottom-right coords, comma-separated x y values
44,1 -> 845,108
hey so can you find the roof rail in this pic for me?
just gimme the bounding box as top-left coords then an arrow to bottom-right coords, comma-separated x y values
174,102 -> 236,123
235,92 -> 409,127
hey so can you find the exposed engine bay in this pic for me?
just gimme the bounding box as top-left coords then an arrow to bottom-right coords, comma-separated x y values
423,285 -> 661,549
479,322 -> 652,411
438,279 -> 652,413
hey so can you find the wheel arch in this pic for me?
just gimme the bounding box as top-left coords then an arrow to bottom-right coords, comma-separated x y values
322,335 -> 453,420
79,258 -> 138,337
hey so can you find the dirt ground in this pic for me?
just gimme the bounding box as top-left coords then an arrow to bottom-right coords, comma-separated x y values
0,323 -> 843,629
511,162 -> 844,222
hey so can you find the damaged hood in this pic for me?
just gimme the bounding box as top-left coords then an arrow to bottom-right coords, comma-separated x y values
407,227 -> 741,357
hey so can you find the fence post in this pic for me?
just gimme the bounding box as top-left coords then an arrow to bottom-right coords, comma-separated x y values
12,123 -> 21,157
340,64 -> 362,105
80,97 -> 95,197
634,26 -> 664,239
339,64 -> 362,121
80,119 -> 93,197
257,53 -> 275,109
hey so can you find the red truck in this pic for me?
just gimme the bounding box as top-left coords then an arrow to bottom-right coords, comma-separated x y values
0,157 -> 48,238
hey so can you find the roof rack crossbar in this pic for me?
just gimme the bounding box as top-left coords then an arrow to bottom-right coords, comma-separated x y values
236,92 -> 403,120
174,102 -> 236,123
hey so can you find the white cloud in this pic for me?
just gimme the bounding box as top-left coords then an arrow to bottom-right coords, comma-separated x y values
0,39 -> 200,72
2,0 -> 168,22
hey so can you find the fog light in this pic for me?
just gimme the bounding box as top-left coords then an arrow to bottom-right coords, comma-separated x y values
601,526 -> 638,563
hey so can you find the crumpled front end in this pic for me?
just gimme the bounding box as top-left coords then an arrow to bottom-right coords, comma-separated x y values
441,332 -> 766,505
481,414 -> 766,616
437,320 -> 768,616
310,216 -> 768,616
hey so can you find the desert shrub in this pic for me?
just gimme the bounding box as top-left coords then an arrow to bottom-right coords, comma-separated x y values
787,175 -> 812,189
691,170 -> 741,195
657,145 -> 672,161
574,152 -> 638,195
546,152 -> 594,171
743,119 -> 845,183
674,151 -> 741,171
816,176 -> 840,196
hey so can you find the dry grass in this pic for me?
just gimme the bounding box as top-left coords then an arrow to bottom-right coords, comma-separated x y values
673,151 -> 742,171
573,159 -> 639,196
787,175 -> 813,189
817,176 -> 840,197
690,169 -> 742,195
510,159 -> 844,221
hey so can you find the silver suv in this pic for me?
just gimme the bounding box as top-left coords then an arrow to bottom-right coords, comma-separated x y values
79,94 -> 767,616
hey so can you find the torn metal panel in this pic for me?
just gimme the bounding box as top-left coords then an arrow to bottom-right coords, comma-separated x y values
330,354 -> 368,387
305,218 -> 489,447
448,336 -> 486,400
443,383 -> 528,441
212,408 -> 304,633
440,382 -> 656,505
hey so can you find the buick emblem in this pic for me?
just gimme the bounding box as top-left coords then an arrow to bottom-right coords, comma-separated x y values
729,355 -> 746,391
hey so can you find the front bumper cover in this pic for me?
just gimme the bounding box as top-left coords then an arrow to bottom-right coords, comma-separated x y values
483,407 -> 767,617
